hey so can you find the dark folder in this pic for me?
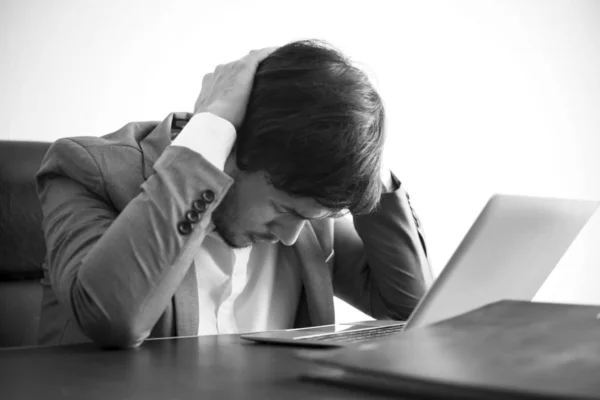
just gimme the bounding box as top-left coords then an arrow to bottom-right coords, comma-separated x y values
299,300 -> 600,399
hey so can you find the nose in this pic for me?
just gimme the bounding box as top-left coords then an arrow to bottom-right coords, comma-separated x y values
271,220 -> 306,246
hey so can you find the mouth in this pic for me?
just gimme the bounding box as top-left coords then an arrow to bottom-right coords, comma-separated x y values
249,234 -> 279,244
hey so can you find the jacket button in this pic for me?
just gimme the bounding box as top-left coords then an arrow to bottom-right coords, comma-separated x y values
185,210 -> 200,223
192,199 -> 206,213
202,190 -> 215,203
177,221 -> 193,235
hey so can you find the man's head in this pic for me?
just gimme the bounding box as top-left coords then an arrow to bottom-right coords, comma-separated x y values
213,40 -> 386,249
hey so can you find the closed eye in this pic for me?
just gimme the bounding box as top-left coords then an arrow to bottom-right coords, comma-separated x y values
271,201 -> 309,220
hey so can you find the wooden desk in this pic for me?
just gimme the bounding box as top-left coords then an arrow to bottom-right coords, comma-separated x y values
0,334 -> 394,399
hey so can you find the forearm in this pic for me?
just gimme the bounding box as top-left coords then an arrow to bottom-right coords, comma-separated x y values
39,139 -> 232,348
80,147 -> 230,345
351,184 -> 431,319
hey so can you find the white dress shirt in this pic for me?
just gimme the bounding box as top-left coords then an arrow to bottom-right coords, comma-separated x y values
173,113 -> 302,335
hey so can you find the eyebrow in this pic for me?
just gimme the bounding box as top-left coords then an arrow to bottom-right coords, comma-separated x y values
271,200 -> 344,221
272,201 -> 327,221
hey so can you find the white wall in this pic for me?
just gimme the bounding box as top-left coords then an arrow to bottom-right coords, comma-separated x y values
2,0 -> 599,323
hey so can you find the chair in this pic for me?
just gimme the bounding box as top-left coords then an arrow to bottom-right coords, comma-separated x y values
0,140 -> 51,348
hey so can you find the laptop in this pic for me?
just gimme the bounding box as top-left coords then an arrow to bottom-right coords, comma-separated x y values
241,194 -> 599,347
301,300 -> 600,399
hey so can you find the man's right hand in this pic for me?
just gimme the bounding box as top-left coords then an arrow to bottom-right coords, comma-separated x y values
194,47 -> 278,130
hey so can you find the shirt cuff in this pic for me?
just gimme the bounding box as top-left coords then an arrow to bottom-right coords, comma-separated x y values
171,112 -> 236,171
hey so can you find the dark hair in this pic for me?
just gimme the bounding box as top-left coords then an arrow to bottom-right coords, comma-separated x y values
236,39 -> 386,215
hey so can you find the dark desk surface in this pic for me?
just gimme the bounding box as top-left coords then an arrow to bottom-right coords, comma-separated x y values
0,334 -> 396,400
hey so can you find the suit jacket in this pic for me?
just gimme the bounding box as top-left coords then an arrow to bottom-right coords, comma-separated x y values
36,112 -> 432,348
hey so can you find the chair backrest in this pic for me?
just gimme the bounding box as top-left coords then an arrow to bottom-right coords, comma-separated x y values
0,140 -> 51,348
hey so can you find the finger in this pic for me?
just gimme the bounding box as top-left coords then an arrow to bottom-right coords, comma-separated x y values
202,72 -> 213,86
243,46 -> 278,65
248,47 -> 276,55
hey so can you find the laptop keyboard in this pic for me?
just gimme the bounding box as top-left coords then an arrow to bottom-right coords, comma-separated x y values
299,323 -> 406,344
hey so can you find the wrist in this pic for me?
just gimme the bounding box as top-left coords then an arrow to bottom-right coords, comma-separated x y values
198,102 -> 239,130
172,112 -> 236,171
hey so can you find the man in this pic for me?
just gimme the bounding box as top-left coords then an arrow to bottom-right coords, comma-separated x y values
36,40 -> 432,348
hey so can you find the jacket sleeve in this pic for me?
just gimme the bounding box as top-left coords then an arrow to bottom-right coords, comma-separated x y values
36,138 -> 232,348
332,178 -> 433,320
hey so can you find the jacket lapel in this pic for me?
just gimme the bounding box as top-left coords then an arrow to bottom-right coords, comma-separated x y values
288,223 -> 335,326
173,260 -> 200,336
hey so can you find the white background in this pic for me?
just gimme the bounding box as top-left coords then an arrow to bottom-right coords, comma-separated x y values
2,0 -> 599,323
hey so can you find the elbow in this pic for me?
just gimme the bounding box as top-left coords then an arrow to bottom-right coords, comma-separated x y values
84,323 -> 147,349
385,301 -> 421,322
372,285 -> 424,321
70,286 -> 149,349
76,311 -> 148,349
